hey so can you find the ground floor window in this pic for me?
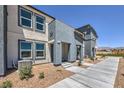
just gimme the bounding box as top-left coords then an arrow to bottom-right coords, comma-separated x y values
35,43 -> 45,59
19,40 -> 46,60
20,41 -> 32,59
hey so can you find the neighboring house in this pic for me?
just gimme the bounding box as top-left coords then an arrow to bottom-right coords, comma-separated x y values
49,20 -> 84,65
0,5 -> 85,76
77,24 -> 98,58
112,49 -> 124,54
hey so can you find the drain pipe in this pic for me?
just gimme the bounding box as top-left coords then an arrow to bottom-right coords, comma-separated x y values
12,59 -> 17,69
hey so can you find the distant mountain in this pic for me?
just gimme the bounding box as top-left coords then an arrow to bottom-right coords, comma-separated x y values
97,47 -> 112,50
97,47 -> 124,50
115,47 -> 124,49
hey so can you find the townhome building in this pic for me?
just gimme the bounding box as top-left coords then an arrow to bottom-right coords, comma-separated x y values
0,5 -> 55,75
0,5 -> 97,76
77,24 -> 98,58
49,20 -> 84,66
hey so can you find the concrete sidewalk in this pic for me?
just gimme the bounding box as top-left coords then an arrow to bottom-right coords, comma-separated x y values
49,57 -> 119,88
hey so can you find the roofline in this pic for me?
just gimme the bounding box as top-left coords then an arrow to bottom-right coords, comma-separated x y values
76,24 -> 98,38
27,5 -> 55,20
54,19 -> 84,36
75,29 -> 84,36
55,19 -> 75,29
26,6 -> 95,38
91,27 -> 98,38
89,25 -> 98,38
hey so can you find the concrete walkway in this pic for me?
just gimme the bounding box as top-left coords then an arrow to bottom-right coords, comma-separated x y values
49,57 -> 119,88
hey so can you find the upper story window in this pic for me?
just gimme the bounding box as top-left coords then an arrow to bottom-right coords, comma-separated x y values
35,15 -> 45,32
19,7 -> 32,28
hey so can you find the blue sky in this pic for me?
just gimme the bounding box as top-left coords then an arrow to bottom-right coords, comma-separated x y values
33,5 -> 124,48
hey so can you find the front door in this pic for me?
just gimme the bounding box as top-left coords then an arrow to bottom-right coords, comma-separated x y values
92,47 -> 95,57
50,44 -> 54,62
62,43 -> 70,62
76,45 -> 81,60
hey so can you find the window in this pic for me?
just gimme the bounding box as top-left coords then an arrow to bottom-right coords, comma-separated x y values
19,7 -> 32,28
35,15 -> 45,32
20,41 -> 32,59
35,43 -> 45,59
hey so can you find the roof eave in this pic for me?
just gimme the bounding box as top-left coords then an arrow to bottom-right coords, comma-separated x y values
27,5 -> 55,20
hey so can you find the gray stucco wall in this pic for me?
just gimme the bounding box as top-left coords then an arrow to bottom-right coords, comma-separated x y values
84,32 -> 91,57
48,21 -> 55,40
7,6 -> 53,68
84,40 -> 92,57
0,5 -> 7,75
49,20 -> 77,65
84,31 -> 97,57
75,40 -> 82,46
90,31 -> 96,57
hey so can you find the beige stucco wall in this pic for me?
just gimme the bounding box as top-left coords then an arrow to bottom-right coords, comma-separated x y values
7,5 -> 54,68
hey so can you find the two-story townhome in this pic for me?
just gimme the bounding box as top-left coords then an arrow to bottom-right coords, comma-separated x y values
0,5 -> 85,76
0,5 -> 55,75
77,24 -> 98,58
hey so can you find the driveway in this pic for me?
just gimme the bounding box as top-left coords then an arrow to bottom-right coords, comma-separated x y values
49,57 -> 119,88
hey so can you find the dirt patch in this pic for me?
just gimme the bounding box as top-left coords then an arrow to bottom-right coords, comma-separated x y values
79,65 -> 89,68
72,57 -> 105,68
84,56 -> 105,64
114,58 -> 124,88
0,63 -> 74,88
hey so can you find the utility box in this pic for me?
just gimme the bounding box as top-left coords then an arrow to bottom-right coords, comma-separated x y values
18,60 -> 32,71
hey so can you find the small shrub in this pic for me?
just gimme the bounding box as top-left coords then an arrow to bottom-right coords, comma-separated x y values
39,72 -> 44,79
56,69 -> 62,72
97,53 -> 124,57
90,57 -> 94,61
95,58 -> 98,60
102,55 -> 105,58
1,80 -> 12,88
78,62 -> 82,66
19,66 -> 32,80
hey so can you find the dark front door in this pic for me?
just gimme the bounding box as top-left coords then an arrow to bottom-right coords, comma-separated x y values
92,47 -> 95,57
76,45 -> 81,60
50,44 -> 54,62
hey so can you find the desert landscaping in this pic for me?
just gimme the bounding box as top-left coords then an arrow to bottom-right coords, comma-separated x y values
0,63 -> 74,88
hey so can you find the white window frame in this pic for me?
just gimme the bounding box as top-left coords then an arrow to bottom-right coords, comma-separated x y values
35,42 -> 45,59
20,41 -> 33,60
35,14 -> 45,32
19,7 -> 33,28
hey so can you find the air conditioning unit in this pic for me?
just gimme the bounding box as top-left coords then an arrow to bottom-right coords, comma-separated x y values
18,60 -> 32,71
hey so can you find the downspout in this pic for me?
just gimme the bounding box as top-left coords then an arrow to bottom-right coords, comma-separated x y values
4,5 -> 8,74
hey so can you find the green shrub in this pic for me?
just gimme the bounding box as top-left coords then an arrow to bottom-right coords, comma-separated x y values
19,66 -> 32,80
56,69 -> 62,72
90,57 -> 94,61
39,72 -> 44,79
102,55 -> 105,58
0,80 -> 12,88
97,54 -> 124,57
78,62 -> 82,66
